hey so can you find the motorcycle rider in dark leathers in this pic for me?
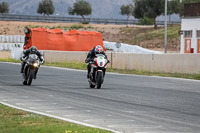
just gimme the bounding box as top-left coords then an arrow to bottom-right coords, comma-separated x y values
20,46 -> 44,78
85,45 -> 108,79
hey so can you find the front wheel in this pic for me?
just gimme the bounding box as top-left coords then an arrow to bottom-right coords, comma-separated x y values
27,69 -> 34,85
96,71 -> 103,89
22,73 -> 27,85
23,80 -> 27,85
89,82 -> 95,88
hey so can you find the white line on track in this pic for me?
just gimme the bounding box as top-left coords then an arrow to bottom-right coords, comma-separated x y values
45,110 -> 54,113
16,103 -> 25,105
0,101 -> 122,133
63,114 -> 73,117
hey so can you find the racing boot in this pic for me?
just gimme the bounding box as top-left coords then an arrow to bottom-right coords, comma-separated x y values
20,62 -> 25,73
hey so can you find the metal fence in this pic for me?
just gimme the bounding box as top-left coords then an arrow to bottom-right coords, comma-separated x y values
0,14 -> 180,25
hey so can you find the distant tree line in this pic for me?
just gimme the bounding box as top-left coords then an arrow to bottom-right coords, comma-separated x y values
0,1 -> 9,14
1,0 -> 200,25
121,0 -> 200,28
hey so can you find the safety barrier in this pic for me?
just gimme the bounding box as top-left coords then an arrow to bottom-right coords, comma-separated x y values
1,51 -> 200,74
43,51 -> 200,74
0,35 -> 24,43
0,43 -> 23,51
0,14 -> 181,25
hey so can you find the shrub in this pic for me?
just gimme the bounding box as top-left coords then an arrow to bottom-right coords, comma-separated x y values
136,16 -> 154,25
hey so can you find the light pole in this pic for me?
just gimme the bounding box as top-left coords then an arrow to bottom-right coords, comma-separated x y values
164,0 -> 168,53
90,0 -> 93,23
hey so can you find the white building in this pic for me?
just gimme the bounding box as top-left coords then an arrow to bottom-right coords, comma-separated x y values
180,2 -> 200,54
181,18 -> 200,54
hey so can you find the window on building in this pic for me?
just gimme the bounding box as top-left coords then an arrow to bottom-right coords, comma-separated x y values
184,31 -> 192,38
197,30 -> 200,38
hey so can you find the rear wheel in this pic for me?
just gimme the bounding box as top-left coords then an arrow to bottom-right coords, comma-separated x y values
27,69 -> 34,85
96,71 -> 103,89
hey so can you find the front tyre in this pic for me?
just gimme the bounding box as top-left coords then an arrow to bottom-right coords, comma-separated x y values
27,69 -> 34,85
89,82 -> 95,88
96,71 -> 103,89
23,80 -> 27,85
22,73 -> 27,85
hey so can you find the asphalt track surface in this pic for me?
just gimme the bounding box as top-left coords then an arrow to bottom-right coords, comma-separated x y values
0,62 -> 200,133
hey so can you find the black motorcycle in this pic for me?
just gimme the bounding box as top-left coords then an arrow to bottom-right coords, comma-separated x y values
22,54 -> 42,85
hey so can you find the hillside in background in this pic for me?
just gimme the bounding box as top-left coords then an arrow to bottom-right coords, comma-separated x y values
0,0 -> 180,21
0,0 -> 133,19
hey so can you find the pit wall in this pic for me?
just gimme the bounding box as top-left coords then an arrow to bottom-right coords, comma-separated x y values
1,51 -> 200,74
43,51 -> 200,74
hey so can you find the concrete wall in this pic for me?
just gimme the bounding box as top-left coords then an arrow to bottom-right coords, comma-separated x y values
110,53 -> 200,73
43,51 -> 200,74
44,51 -> 88,63
1,50 -> 199,74
0,51 -> 11,59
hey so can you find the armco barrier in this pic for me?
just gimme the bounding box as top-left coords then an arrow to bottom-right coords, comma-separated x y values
0,14 -> 181,25
43,51 -> 200,74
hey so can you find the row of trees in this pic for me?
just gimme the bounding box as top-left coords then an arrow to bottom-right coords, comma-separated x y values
1,0 -> 200,26
0,1 -> 9,14
38,0 -> 91,24
0,0 -> 91,24
121,0 -> 200,28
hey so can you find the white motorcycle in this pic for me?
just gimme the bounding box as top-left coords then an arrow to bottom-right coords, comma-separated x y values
86,54 -> 109,89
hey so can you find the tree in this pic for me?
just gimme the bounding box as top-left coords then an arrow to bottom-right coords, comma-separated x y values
133,0 -> 165,28
0,1 -> 9,14
120,4 -> 133,27
37,0 -> 54,16
168,0 -> 179,15
167,0 -> 179,24
68,0 -> 91,24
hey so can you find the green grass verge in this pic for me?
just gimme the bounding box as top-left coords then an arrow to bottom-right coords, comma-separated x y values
44,62 -> 87,70
0,104 -> 112,133
0,58 -> 21,63
0,58 -> 200,80
107,68 -> 200,80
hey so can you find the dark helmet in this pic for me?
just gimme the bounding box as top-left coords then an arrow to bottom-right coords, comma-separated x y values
30,46 -> 37,54
94,45 -> 104,54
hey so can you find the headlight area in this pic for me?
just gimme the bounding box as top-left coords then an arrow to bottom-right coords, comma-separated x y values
33,63 -> 39,67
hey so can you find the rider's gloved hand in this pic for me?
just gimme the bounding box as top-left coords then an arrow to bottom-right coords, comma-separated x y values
40,60 -> 44,65
20,57 -> 26,61
85,58 -> 90,63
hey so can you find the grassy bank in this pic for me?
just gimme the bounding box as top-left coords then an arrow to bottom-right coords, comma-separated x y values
120,24 -> 181,50
0,104 -> 112,133
1,58 -> 200,80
